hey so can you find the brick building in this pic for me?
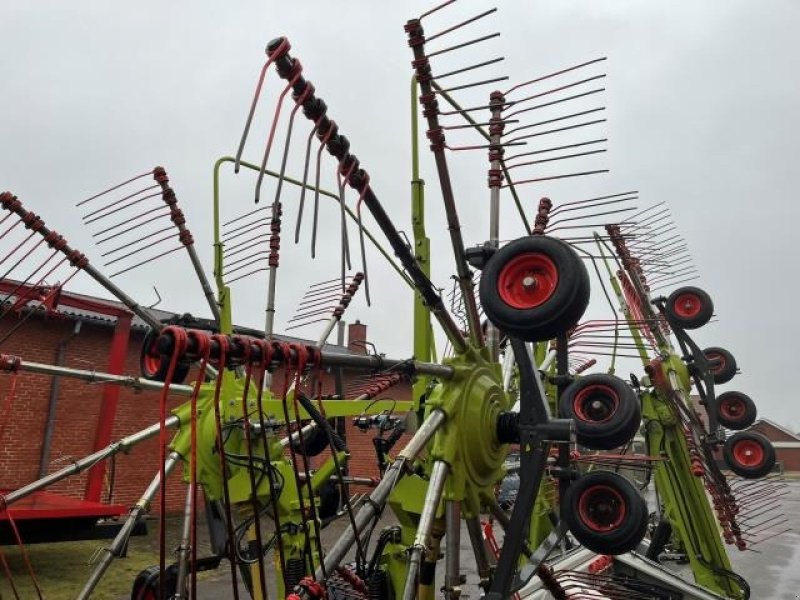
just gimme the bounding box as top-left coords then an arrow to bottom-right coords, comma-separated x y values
0,284 -> 411,518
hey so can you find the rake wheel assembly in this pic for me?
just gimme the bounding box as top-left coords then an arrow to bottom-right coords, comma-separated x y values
665,286 -> 714,330
561,470 -> 648,556
716,391 -> 757,431
559,373 -> 641,451
723,431 -> 776,479
702,346 -> 738,385
480,235 -> 590,342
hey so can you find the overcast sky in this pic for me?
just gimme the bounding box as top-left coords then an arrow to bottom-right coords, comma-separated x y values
1,1 -> 798,429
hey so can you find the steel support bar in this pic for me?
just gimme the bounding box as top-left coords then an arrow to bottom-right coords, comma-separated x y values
76,452 -> 180,600
311,409 -> 446,583
443,500 -> 462,599
4,417 -> 180,506
403,460 -> 449,600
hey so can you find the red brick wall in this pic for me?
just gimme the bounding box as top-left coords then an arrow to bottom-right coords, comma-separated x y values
0,314 -> 412,513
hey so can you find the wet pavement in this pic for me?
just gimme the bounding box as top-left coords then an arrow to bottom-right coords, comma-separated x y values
158,481 -> 800,600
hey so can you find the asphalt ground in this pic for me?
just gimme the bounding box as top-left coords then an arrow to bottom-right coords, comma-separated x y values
187,480 -> 800,600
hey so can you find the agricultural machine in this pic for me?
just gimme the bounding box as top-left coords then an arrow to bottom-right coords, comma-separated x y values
0,2 -> 787,599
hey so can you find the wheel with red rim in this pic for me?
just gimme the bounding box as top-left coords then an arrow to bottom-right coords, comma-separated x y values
716,391 -> 756,430
723,431 -> 775,479
559,374 -> 641,450
562,470 -> 648,555
140,329 -> 190,384
665,286 -> 714,330
479,235 -> 589,342
701,346 -> 737,384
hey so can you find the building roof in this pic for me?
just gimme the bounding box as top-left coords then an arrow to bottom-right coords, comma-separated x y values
752,418 -> 800,441
1,279 -> 353,354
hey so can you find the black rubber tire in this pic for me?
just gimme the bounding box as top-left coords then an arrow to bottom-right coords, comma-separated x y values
716,391 -> 757,430
562,471 -> 648,555
701,346 -> 737,385
723,432 -> 776,479
665,286 -> 714,330
140,330 -> 190,385
290,423 -> 332,457
559,374 -> 641,450
131,565 -> 177,600
318,480 -> 342,522
479,236 -> 590,342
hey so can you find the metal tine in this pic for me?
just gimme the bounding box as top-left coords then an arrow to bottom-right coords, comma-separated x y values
267,78 -> 314,243
301,284 -> 346,300
296,293 -> 342,310
287,307 -> 335,323
222,205 -> 270,228
0,238 -> 48,284
82,188 -> 161,223
355,183 -> 372,306
502,138 -> 606,163
295,125 -> 319,243
76,170 -> 153,207
427,32 -> 500,61
631,231 -> 682,249
503,120 -> 607,152
311,122 -> 337,258
221,220 -> 271,244
446,140 -> 526,152
503,108 -> 606,145
441,117 -> 518,131
424,7 -> 497,44
504,148 -> 607,171
227,267 -> 269,285
101,225 -> 173,258
0,251 -> 62,318
234,39 -> 288,173
505,77 -> 607,121
222,234 -> 270,261
435,57 -> 505,81
336,167 -> 354,292
285,317 -> 329,331
549,191 -> 638,216
510,109 -> 605,137
305,276 -> 341,290
419,0 -> 457,20
503,87 -> 607,134
547,206 -> 638,228
0,230 -> 39,269
91,204 -> 171,240
111,246 -> 183,279
433,76 -> 509,95
651,276 -> 700,291
223,254 -> 270,278
502,169 -> 609,189
223,250 -> 270,272
505,55 -> 607,98
253,65 -> 305,204
104,232 -> 176,267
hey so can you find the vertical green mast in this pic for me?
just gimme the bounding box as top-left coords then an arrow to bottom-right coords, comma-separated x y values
411,77 -> 435,410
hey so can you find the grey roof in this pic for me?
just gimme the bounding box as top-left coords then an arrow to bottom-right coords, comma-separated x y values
2,280 -> 352,354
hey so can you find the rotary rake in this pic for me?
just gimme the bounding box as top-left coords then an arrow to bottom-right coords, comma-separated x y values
0,2 -> 783,600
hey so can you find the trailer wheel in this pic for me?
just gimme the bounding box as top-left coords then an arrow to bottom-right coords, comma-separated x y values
131,565 -> 177,600
702,346 -> 737,384
480,236 -> 589,342
716,391 -> 757,430
559,374 -> 641,450
140,330 -> 190,384
563,471 -> 648,555
665,286 -> 713,329
723,432 -> 775,479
